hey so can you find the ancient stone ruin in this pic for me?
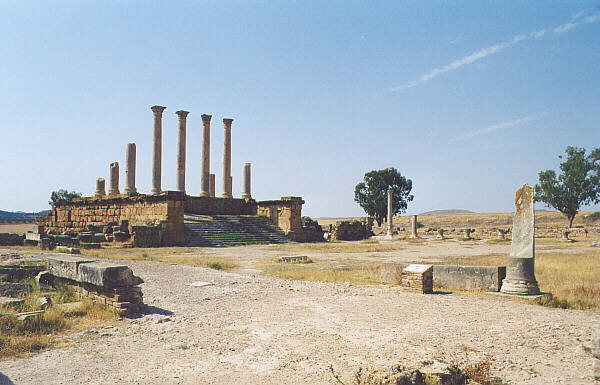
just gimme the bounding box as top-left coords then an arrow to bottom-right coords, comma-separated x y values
35,106 -> 317,247
500,184 -> 541,295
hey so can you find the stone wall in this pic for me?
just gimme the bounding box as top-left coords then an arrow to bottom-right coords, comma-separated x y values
37,191 -> 187,246
256,197 -> 304,239
185,196 -> 256,216
330,220 -> 373,241
0,233 -> 24,246
380,262 -> 506,292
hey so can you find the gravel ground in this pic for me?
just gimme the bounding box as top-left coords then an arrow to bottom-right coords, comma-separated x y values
1,256 -> 598,385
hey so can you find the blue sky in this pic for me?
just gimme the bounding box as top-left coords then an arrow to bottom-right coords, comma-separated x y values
1,1 -> 599,217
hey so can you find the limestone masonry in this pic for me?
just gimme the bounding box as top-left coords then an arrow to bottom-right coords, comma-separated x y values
36,106 -> 311,246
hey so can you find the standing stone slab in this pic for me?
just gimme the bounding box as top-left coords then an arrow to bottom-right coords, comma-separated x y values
500,184 -> 540,295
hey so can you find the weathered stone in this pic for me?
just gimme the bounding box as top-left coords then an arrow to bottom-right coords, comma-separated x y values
222,118 -> 233,198
93,233 -> 107,243
0,282 -> 31,298
46,255 -> 96,281
0,297 -> 24,307
151,105 -> 166,195
280,256 -> 308,263
108,162 -> 120,195
0,233 -> 24,246
55,246 -> 81,254
200,114 -> 212,197
113,231 -> 130,242
77,232 -> 95,243
95,177 -> 106,197
401,264 -> 433,294
410,215 -> 418,238
387,189 -> 393,238
176,110 -> 189,193
242,163 -> 251,199
35,270 -> 54,290
77,262 -> 143,287
26,232 -> 42,242
209,173 -> 216,197
433,265 -> 506,292
501,184 -> 540,295
125,142 -> 137,195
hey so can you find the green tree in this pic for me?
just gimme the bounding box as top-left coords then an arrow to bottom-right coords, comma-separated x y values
354,167 -> 414,226
535,146 -> 600,228
49,189 -> 82,208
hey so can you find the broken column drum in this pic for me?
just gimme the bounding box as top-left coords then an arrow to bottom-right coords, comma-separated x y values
151,105 -> 166,195
199,114 -> 212,197
500,184 -> 540,295
95,178 -> 106,197
176,110 -> 189,193
108,162 -> 119,195
387,189 -> 393,237
124,143 -> 137,195
242,163 -> 251,199
222,118 -> 233,198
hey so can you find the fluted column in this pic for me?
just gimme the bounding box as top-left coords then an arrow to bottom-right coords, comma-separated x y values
209,173 -> 215,197
151,105 -> 166,195
109,162 -> 120,195
387,189 -> 393,237
222,118 -> 233,198
95,178 -> 106,197
176,110 -> 189,193
242,163 -> 251,199
199,114 -> 212,197
125,143 -> 137,195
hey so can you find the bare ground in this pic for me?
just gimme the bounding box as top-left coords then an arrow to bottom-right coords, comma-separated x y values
0,251 -> 598,384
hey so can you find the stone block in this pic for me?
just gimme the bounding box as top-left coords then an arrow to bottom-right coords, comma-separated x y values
26,232 -> 42,242
55,246 -> 81,254
113,231 -> 130,242
93,233 -> 107,243
433,265 -> 506,292
280,256 -> 308,263
401,264 -> 433,294
46,255 -> 96,281
77,262 -> 143,288
77,232 -> 95,243
0,282 -> 31,298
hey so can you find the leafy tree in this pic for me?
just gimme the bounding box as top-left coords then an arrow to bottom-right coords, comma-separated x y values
535,146 -> 600,228
49,189 -> 82,208
354,167 -> 414,226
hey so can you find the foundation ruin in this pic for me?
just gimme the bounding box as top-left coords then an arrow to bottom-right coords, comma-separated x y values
36,106 -> 312,247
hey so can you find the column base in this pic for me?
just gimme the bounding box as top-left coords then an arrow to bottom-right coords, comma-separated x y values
150,189 -> 161,195
221,193 -> 233,199
500,278 -> 540,295
241,194 -> 251,199
124,188 -> 137,195
108,190 -> 120,196
199,191 -> 210,197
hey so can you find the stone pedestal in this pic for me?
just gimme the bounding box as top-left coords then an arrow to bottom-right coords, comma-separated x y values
209,173 -> 215,198
108,162 -> 119,195
176,110 -> 189,193
410,215 -> 418,238
200,114 -> 212,197
386,189 -> 393,238
151,106 -> 166,195
242,163 -> 251,199
95,178 -> 106,197
501,184 -> 540,295
124,143 -> 137,195
222,118 -> 233,198
401,264 -> 433,294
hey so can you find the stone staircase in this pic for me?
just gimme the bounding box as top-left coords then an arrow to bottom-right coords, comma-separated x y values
184,214 -> 289,247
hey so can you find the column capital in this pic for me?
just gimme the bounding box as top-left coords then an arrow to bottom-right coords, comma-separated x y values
151,105 -> 166,115
176,110 -> 189,118
223,118 -> 234,127
201,114 -> 212,123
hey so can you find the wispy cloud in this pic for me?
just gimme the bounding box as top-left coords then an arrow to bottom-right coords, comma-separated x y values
448,37 -> 462,45
461,112 -> 551,139
390,11 -> 600,92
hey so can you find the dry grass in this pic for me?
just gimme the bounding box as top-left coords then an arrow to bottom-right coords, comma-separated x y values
255,258 -> 381,285
275,242 -> 400,254
0,283 -> 115,359
444,247 -> 600,310
0,223 -> 33,235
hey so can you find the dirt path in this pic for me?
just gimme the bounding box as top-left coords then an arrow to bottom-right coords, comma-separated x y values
1,257 -> 598,385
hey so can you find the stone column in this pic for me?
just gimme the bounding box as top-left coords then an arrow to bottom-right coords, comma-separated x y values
242,163 -> 251,199
199,114 -> 212,197
411,215 -> 418,238
124,143 -> 137,195
108,162 -> 120,195
501,184 -> 541,295
387,189 -> 393,238
95,178 -> 106,197
176,110 -> 189,193
151,105 -> 166,195
222,118 -> 233,198
209,173 -> 216,198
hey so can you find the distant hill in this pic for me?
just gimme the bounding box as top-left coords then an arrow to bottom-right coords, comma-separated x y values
0,210 -> 50,221
419,209 -> 475,215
